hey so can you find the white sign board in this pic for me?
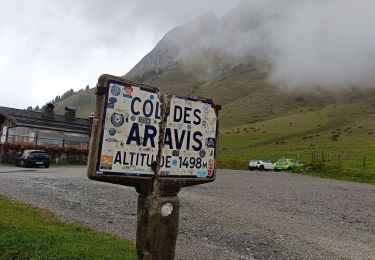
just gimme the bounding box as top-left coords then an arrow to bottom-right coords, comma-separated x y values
96,80 -> 218,179
160,96 -> 217,178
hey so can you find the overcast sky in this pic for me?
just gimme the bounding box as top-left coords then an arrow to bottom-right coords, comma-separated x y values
0,0 -> 237,109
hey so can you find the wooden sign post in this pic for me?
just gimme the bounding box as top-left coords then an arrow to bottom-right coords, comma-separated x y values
87,74 -> 220,260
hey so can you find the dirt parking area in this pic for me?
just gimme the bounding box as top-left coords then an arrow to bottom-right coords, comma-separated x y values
0,166 -> 374,259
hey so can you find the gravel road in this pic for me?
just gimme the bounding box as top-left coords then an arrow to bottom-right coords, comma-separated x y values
0,167 -> 374,259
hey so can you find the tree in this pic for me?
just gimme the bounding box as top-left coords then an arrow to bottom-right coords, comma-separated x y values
61,89 -> 75,100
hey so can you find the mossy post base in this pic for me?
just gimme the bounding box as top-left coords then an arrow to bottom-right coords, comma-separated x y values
136,190 -> 180,260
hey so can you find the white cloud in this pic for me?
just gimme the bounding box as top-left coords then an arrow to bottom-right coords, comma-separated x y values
269,0 -> 375,88
0,0 -> 237,108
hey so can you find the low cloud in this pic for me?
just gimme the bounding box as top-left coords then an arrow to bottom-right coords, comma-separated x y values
268,0 -> 375,88
162,0 -> 375,88
225,0 -> 375,88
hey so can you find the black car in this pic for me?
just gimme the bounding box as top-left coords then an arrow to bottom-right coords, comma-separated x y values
16,150 -> 50,168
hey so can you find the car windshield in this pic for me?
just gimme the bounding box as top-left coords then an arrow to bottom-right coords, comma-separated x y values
277,159 -> 286,163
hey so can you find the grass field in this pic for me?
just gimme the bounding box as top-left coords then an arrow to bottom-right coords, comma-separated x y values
218,101 -> 375,184
0,196 -> 137,259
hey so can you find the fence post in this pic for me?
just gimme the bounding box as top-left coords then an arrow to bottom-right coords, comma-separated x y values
321,151 -> 325,163
35,131 -> 39,145
363,155 -> 366,171
338,154 -> 341,170
0,143 -> 3,163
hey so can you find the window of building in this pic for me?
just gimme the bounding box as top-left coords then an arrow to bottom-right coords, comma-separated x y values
7,127 -> 36,144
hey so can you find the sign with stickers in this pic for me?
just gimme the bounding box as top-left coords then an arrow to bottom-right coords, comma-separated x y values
95,79 -> 218,179
97,81 -> 161,176
159,96 -> 217,178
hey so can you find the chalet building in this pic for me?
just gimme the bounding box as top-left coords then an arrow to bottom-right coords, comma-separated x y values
0,104 -> 92,149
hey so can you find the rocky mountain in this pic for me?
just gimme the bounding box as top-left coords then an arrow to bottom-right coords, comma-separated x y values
53,1 -> 375,129
127,11 -> 219,78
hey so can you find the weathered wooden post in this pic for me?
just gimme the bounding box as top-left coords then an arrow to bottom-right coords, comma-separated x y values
87,75 -> 220,259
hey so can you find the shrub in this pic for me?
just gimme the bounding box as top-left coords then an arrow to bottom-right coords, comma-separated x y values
0,143 -> 88,165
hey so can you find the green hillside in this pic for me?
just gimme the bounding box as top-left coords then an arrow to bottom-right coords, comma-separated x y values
219,97 -> 375,183
53,89 -> 96,118
139,57 -> 338,128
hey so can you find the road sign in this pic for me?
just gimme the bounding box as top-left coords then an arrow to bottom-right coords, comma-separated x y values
88,74 -> 219,188
96,80 -> 160,177
160,95 -> 217,178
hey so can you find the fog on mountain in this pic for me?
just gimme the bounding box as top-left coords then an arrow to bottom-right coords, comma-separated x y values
130,0 -> 375,89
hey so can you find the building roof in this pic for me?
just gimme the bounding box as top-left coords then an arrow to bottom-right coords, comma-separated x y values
0,106 -> 91,134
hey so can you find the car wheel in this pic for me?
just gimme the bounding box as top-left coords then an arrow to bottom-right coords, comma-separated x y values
287,167 -> 292,171
259,165 -> 265,171
24,160 -> 31,168
45,164 -> 50,168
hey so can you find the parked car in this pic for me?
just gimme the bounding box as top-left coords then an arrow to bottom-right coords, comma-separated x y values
275,159 -> 304,172
16,150 -> 50,168
249,159 -> 276,171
